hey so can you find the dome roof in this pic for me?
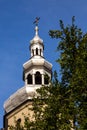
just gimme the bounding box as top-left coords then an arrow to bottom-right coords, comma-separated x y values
30,26 -> 43,45
4,85 -> 41,113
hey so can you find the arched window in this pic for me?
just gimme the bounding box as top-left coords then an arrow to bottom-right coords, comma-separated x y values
17,118 -> 21,123
16,118 -> 21,128
35,71 -> 42,84
44,74 -> 49,84
36,48 -> 38,55
27,74 -> 32,84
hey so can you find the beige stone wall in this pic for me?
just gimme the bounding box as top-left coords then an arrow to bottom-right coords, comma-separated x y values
5,101 -> 34,130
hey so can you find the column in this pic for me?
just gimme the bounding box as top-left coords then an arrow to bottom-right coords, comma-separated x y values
42,74 -> 44,85
25,77 -> 27,85
32,74 -> 35,85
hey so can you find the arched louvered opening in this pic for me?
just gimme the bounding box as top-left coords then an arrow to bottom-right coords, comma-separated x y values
36,48 -> 38,55
27,74 -> 32,84
35,71 -> 42,84
44,74 -> 49,84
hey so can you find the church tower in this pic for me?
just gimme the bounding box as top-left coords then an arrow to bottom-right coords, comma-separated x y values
3,24 -> 52,129
23,25 -> 52,89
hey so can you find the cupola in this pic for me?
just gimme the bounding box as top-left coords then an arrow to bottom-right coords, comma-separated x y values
23,25 -> 52,87
30,26 -> 44,57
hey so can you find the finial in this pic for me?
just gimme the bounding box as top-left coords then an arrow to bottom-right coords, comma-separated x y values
35,26 -> 39,36
33,17 -> 40,26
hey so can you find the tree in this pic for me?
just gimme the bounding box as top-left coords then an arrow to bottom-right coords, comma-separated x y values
49,16 -> 87,129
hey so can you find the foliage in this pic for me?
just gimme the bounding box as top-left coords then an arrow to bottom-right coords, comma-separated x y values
49,16 -> 87,129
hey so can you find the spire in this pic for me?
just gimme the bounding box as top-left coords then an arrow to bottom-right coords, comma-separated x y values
30,20 -> 43,45
30,18 -> 44,58
35,26 -> 39,36
33,17 -> 40,36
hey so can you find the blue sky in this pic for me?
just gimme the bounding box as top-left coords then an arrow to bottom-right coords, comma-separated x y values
0,0 -> 87,128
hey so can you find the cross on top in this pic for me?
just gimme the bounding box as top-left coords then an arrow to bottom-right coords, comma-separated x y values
33,17 -> 40,26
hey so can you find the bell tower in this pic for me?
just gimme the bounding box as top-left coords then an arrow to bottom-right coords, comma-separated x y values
23,25 -> 52,89
3,23 -> 52,129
